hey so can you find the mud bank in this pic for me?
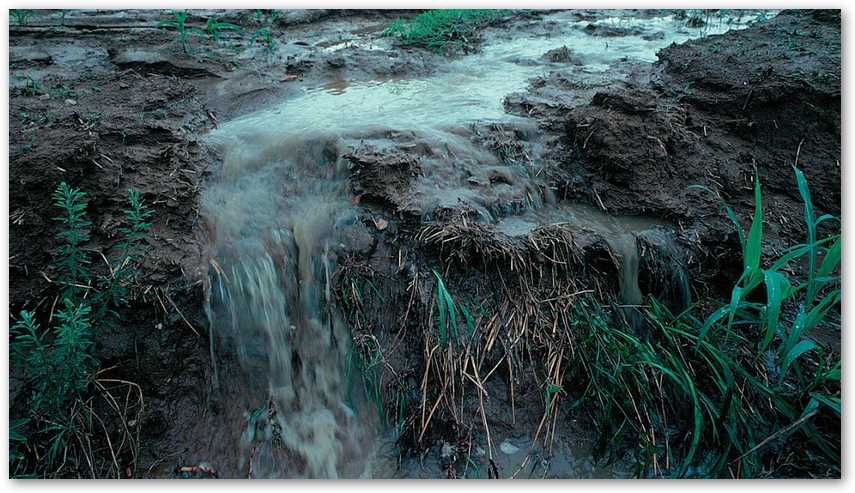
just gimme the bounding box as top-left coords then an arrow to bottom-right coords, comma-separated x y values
8,9 -> 839,479
519,10 -> 840,297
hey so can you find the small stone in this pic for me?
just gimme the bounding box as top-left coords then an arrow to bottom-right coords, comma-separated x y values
441,441 -> 456,458
327,56 -> 345,68
500,440 -> 520,455
373,217 -> 388,230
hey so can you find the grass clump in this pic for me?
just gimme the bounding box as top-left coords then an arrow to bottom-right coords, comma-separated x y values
569,168 -> 840,477
10,182 -> 153,477
10,9 -> 35,27
384,9 -> 512,51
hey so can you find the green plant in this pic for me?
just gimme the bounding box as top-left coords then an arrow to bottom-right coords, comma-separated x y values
11,299 -> 95,475
752,11 -> 770,24
10,183 -> 153,477
12,302 -> 95,414
92,188 -> 154,320
11,9 -> 35,26
433,270 -> 458,346
346,336 -> 385,423
254,9 -> 280,25
432,270 -> 476,347
9,418 -> 30,476
252,27 -> 276,59
205,17 -> 241,44
51,182 -> 92,298
383,9 -> 512,51
48,83 -> 80,99
696,169 -> 839,383
19,110 -> 52,126
570,168 -> 840,477
158,9 -> 202,53
22,75 -> 45,97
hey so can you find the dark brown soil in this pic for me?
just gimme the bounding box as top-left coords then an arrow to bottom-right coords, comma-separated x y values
8,9 -> 840,479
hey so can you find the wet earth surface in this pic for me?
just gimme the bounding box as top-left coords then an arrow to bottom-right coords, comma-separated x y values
8,9 -> 840,478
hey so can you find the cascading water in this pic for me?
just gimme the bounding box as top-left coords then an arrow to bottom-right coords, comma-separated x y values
203,131 -> 376,478
608,233 -> 645,330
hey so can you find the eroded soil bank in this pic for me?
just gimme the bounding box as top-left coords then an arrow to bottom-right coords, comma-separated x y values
8,9 -> 840,478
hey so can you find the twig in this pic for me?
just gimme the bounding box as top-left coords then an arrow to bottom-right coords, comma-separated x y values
163,289 -> 200,336
731,409 -> 818,464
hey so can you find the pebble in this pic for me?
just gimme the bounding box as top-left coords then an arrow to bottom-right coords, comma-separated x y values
499,440 -> 520,455
441,441 -> 456,459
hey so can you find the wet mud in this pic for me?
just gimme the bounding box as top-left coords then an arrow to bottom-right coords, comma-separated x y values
8,9 -> 840,478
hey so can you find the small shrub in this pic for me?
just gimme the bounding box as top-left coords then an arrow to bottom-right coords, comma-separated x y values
10,183 -> 154,477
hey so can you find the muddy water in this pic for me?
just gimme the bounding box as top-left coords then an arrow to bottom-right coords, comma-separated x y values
495,203 -> 660,306
201,10 -> 767,478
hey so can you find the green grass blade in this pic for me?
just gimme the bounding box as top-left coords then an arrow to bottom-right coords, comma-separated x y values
781,339 -> 818,375
761,270 -> 790,352
817,236 -> 841,281
810,393 -> 841,416
794,167 -> 817,305
744,177 -> 763,274
802,289 -> 840,334
700,305 -> 730,342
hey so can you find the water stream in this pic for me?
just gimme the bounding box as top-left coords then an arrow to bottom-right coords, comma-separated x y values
200,10 -> 769,478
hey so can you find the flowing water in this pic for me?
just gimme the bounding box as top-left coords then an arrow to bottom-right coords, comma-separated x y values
200,10 -> 770,478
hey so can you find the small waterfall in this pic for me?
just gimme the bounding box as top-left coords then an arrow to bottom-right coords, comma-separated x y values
203,131 -> 376,478
607,233 -> 645,331
607,233 -> 642,307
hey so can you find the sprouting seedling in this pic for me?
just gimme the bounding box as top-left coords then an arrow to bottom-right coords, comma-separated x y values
158,9 -> 202,53
11,9 -> 34,27
22,75 -> 44,97
751,10 -> 770,25
255,9 -> 280,25
544,383 -> 563,413
206,17 -> 241,45
252,27 -> 277,59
